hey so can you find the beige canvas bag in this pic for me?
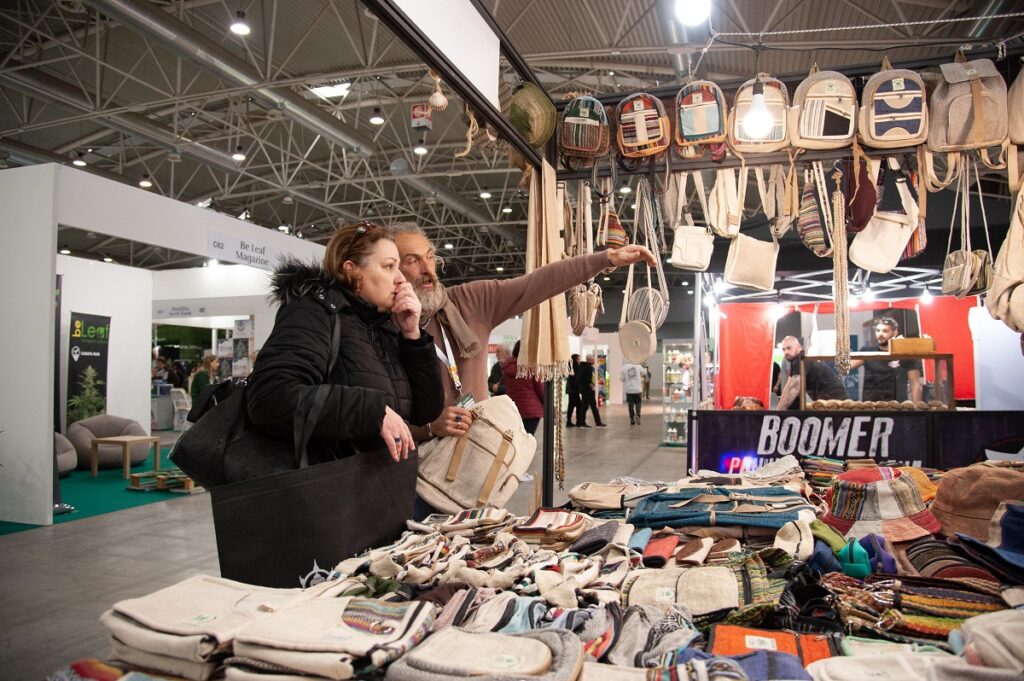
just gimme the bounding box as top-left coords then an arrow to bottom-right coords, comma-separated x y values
927,54 -> 1007,154
849,157 -> 918,273
668,171 -> 715,271
416,395 -> 536,514
728,74 -> 791,154
858,56 -> 929,149
986,182 -> 1024,332
1006,63 -> 1024,192
789,65 -> 858,150
724,232 -> 780,292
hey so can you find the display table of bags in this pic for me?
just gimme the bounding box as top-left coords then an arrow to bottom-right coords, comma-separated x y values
50,458 -> 1024,681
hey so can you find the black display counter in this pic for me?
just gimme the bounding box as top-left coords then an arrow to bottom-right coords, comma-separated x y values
687,410 -> 1024,473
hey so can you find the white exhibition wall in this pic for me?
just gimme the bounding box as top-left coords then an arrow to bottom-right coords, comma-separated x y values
0,164 -> 326,525
0,165 -> 57,525
56,256 -> 152,433
969,307 -> 1024,410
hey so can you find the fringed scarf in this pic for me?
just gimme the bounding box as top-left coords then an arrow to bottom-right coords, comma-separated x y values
517,159 -> 571,383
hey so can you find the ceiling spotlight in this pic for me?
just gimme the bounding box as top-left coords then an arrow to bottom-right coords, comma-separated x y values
207,259 -> 219,267
603,276 -> 610,281
139,174 -> 152,188
413,139 -> 428,155
631,203 -> 638,210
674,0 -> 712,26
59,247 -> 71,255
102,255 -> 113,263
619,183 -> 632,194
501,206 -> 512,214
862,287 -> 876,303
682,280 -> 690,286
229,10 -> 251,35
281,195 -> 294,205
920,287 -> 934,304
369,107 -> 385,126
296,232 -> 304,239
742,80 -> 774,140
849,295 -> 860,308
496,266 -> 504,272
278,225 -> 290,233
444,243 -> 454,250
479,191 -> 492,199
608,70 -> 615,76
714,278 -> 727,294
687,290 -> 694,295
231,145 -> 246,161
72,153 -> 87,167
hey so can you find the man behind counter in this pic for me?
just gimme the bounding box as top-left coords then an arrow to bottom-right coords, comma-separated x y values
777,336 -> 849,410
850,316 -> 923,403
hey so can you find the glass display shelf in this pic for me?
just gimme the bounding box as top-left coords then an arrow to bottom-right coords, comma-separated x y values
662,340 -> 695,447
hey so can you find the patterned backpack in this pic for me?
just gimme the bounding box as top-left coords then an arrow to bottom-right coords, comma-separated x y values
615,92 -> 671,164
559,94 -> 610,171
673,80 -> 728,157
858,56 -> 929,149
789,65 -> 858,149
728,74 -> 791,154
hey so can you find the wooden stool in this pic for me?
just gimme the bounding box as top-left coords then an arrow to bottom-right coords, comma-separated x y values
90,435 -> 162,479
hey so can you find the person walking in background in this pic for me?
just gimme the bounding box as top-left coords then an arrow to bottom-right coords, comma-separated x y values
503,340 -> 544,435
565,353 -> 582,427
621,361 -> 644,425
575,355 -> 606,428
640,363 -> 651,400
488,344 -> 510,396
189,354 -> 220,401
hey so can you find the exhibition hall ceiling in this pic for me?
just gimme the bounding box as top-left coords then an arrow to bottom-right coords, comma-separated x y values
0,0 -> 1020,282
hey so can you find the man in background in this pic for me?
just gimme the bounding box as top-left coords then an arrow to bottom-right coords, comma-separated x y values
488,344 -> 509,396
575,355 -> 607,427
621,360 -> 644,425
565,353 -> 582,427
777,336 -> 849,409
851,316 -> 923,402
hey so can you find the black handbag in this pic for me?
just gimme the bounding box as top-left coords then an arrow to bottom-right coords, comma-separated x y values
170,314 -> 342,487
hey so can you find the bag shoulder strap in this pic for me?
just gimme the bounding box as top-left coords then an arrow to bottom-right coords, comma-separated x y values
291,307 -> 343,468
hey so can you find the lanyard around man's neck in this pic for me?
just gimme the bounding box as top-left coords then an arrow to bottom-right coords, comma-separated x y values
434,321 -> 463,393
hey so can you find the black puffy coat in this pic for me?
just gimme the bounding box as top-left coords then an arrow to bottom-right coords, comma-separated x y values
246,260 -> 444,464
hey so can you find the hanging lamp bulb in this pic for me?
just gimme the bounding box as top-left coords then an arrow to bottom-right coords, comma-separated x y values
230,10 -> 251,36
742,80 -> 774,140
674,0 -> 712,26
369,107 -> 385,126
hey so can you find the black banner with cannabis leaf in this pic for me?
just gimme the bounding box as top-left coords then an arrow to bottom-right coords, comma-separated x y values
66,311 -> 110,424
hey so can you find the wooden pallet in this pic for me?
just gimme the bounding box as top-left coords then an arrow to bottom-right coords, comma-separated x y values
128,469 -> 198,492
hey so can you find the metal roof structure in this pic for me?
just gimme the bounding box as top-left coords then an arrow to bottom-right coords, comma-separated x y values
1,0 -> 1022,285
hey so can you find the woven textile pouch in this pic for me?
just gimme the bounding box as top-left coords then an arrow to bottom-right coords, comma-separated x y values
706,623 -> 840,665
629,487 -> 815,530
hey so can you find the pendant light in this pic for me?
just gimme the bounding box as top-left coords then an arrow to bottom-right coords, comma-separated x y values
742,80 -> 774,139
369,107 -> 385,126
674,0 -> 712,26
230,10 -> 251,36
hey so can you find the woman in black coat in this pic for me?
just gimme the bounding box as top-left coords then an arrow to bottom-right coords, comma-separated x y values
246,222 -> 444,472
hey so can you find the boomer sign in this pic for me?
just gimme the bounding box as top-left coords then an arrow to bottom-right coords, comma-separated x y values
693,411 -> 930,473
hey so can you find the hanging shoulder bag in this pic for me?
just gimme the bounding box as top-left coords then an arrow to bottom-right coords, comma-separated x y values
669,171 -> 715,271
849,157 -> 918,273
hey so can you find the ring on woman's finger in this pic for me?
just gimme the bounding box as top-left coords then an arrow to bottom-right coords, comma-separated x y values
393,436 -> 402,443
455,414 -> 462,423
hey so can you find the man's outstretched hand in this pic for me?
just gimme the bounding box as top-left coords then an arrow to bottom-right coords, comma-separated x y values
607,244 -> 658,268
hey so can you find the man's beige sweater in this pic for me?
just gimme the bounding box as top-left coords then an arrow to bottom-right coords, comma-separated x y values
413,250 -> 611,438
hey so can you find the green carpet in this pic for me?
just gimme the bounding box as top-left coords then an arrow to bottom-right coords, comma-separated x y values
0,446 -> 196,536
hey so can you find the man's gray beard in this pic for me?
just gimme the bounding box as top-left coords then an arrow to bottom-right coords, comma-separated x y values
416,282 -> 446,318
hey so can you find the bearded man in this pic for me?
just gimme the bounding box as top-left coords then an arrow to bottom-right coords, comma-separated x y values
386,222 -> 656,441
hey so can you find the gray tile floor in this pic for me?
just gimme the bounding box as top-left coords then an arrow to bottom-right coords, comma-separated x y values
0,402 -> 685,680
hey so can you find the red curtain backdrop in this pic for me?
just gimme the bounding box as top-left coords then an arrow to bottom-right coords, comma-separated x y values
789,297 -> 978,400
716,303 -> 776,409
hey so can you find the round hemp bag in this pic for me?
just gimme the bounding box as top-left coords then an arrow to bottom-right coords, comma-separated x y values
620,320 -> 657,363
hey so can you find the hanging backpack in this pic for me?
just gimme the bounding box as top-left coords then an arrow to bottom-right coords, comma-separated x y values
858,56 -> 929,149
728,74 -> 791,154
789,65 -> 858,150
1007,62 -> 1024,192
673,80 -> 728,157
559,94 -> 610,171
616,92 -> 671,163
986,189 -> 1024,333
927,53 -> 1007,156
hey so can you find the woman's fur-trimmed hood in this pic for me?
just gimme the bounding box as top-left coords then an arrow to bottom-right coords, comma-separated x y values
269,257 -> 334,305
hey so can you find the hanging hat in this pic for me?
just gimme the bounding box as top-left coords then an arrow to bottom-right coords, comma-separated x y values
509,82 -> 556,148
956,500 -> 1024,580
822,467 -> 941,542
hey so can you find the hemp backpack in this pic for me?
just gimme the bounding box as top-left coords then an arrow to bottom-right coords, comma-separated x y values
986,190 -> 1024,333
673,79 -> 728,156
1004,63 -> 1024,191
559,94 -> 610,171
858,56 -> 928,149
615,92 -> 671,162
728,74 -> 791,154
416,395 -> 536,514
927,54 -> 1007,155
789,65 -> 858,149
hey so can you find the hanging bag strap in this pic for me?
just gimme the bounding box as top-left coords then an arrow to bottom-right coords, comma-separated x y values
291,311 -> 341,468
971,156 -> 994,259
597,176 -> 612,246
812,161 -> 835,253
